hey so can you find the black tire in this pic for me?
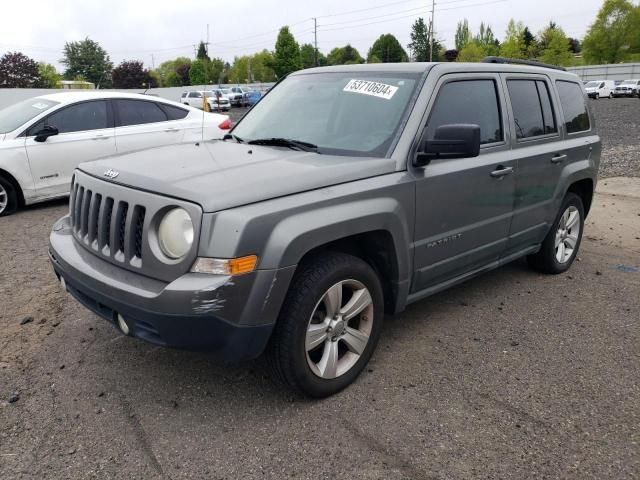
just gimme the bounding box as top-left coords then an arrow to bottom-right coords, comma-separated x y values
0,176 -> 18,217
527,192 -> 584,274
595,93 -> 599,100
266,252 -> 384,398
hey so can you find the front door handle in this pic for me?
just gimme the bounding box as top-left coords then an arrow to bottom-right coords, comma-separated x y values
551,154 -> 567,163
92,134 -> 110,140
165,128 -> 180,132
490,166 -> 514,178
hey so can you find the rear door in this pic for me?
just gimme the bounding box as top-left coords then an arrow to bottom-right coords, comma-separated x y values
25,100 -> 115,197
501,74 -> 564,256
113,99 -> 186,154
412,74 -> 516,291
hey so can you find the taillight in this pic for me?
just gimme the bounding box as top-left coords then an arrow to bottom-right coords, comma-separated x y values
218,119 -> 231,130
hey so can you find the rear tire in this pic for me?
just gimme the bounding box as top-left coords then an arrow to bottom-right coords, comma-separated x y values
0,176 -> 18,217
527,192 -> 584,274
266,252 -> 384,398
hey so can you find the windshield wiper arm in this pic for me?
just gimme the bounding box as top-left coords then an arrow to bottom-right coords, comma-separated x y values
247,137 -> 318,152
223,133 -> 244,143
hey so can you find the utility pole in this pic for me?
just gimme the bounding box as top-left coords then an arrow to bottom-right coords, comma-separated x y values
429,0 -> 435,62
151,54 -> 155,70
313,17 -> 318,66
206,23 -> 210,57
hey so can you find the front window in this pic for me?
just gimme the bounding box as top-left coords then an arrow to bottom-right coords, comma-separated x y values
0,98 -> 59,134
232,71 -> 422,157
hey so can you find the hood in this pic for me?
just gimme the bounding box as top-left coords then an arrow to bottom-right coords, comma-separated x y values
79,141 -> 397,213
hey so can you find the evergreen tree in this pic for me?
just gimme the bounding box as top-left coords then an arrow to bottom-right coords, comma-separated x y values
500,20 -> 527,59
408,17 -> 442,61
455,20 -> 472,51
272,26 -> 301,78
367,34 -> 409,63
196,41 -> 210,62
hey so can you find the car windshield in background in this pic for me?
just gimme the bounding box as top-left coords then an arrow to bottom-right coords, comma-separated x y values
0,98 -> 59,134
585,81 -> 599,88
232,72 -> 421,157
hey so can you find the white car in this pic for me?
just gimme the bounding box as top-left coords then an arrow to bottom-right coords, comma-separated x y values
181,90 -> 231,111
613,79 -> 640,98
584,80 -> 615,99
0,92 -> 230,216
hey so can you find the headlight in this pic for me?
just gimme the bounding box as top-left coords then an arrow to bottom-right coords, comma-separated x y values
158,208 -> 194,259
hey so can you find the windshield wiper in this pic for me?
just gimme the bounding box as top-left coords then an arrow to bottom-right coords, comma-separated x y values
247,137 -> 318,152
223,133 -> 244,143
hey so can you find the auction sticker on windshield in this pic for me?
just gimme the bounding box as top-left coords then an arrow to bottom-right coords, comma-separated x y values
343,79 -> 398,100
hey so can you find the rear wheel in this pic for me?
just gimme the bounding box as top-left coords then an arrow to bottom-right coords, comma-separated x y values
267,252 -> 383,397
527,192 -> 584,274
0,176 -> 18,217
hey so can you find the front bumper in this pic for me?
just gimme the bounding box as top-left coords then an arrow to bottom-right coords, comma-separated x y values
49,216 -> 295,361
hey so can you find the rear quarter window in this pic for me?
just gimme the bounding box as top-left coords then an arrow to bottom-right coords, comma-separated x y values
556,81 -> 590,134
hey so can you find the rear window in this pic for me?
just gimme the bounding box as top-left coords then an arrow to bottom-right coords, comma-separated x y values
159,103 -> 189,120
116,100 -> 168,126
556,81 -> 590,134
507,79 -> 557,139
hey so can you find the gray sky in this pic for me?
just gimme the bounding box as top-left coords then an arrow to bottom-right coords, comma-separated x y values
1,0 -> 605,70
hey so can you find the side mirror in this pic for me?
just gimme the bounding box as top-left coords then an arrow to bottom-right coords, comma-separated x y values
415,124 -> 481,166
34,125 -> 59,143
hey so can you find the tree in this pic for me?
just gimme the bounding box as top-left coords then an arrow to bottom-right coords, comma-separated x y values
457,42 -> 487,62
196,41 -> 210,62
112,60 -> 156,88
0,52 -> 42,87
38,62 -> 61,88
444,49 -> 459,62
500,20 -> 527,59
272,26 -> 301,78
367,34 -> 409,63
408,17 -> 443,61
154,57 -> 191,87
61,37 -> 113,88
455,20 -> 472,51
476,22 -> 499,56
189,59 -> 207,86
176,60 -> 191,86
207,57 -> 225,84
582,0 -> 640,64
327,45 -> 364,65
539,26 -> 573,66
567,37 -> 582,54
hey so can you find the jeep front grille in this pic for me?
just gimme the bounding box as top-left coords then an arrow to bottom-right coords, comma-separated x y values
68,170 -> 202,282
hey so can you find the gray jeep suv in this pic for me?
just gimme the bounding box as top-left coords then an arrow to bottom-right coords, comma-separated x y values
49,59 -> 600,397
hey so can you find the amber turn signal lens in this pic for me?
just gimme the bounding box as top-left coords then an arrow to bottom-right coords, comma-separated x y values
191,255 -> 258,275
227,255 -> 258,275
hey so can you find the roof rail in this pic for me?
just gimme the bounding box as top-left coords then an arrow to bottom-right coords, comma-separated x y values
481,56 -> 567,72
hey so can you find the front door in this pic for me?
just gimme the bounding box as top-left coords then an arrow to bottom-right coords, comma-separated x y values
25,100 -> 115,198
412,74 -> 516,292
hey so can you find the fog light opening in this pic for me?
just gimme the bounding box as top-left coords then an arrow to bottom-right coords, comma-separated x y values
117,314 -> 131,336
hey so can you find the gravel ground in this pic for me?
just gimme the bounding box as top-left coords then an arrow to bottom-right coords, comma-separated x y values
1,101 -> 639,480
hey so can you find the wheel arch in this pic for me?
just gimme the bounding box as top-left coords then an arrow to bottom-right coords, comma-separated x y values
567,177 -> 594,216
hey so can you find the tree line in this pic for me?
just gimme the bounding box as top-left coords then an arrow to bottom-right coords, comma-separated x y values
1,0 -> 638,89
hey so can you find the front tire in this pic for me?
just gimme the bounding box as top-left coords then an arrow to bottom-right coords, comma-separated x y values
0,176 -> 18,217
527,192 -> 584,274
267,252 -> 384,398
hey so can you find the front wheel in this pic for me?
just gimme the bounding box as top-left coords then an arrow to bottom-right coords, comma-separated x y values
609,92 -> 614,99
527,192 -> 584,274
267,252 -> 384,397
0,176 -> 18,217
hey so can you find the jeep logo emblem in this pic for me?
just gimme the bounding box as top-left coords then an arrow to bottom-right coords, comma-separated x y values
103,169 -> 119,179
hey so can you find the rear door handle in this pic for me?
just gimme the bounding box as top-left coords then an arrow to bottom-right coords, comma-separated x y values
490,166 -> 514,178
165,127 -> 180,132
551,154 -> 567,163
92,134 -> 110,140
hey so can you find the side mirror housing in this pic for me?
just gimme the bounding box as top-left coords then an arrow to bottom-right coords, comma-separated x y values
415,124 -> 481,166
34,125 -> 59,143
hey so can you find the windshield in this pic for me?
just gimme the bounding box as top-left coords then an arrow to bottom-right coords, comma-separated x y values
221,89 -> 231,94
584,81 -> 599,88
0,97 -> 59,134
621,80 -> 635,85
232,71 -> 421,157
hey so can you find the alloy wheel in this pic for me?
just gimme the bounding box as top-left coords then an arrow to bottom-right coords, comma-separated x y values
305,279 -> 374,380
0,183 -> 7,215
555,205 -> 580,264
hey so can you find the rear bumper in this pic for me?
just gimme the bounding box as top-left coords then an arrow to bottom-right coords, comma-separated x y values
49,216 -> 295,361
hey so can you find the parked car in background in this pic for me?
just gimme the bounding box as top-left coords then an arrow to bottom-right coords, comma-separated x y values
584,80 -> 615,99
0,92 -> 230,216
245,90 -> 263,106
228,86 -> 251,106
613,79 -> 640,98
181,91 -> 230,111
221,88 -> 243,107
